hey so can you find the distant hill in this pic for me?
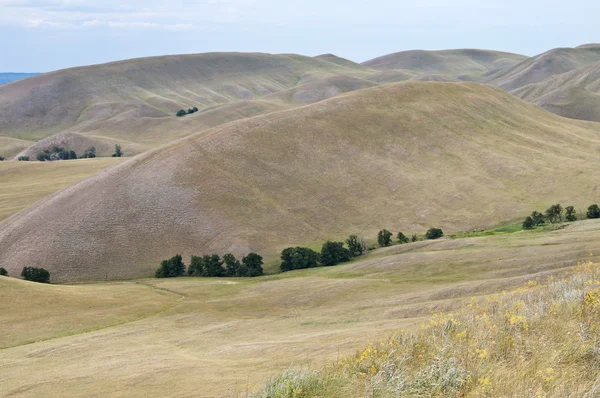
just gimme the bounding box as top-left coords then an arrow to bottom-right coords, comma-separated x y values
486,45 -> 600,91
0,52 -> 374,159
362,49 -> 527,80
0,73 -> 39,85
3,82 -> 600,281
512,61 -> 600,122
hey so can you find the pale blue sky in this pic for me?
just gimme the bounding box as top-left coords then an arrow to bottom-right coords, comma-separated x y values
1,0 -> 598,72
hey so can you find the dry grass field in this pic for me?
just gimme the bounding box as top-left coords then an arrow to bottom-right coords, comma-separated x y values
3,82 -> 600,281
0,157 -> 125,221
2,219 -> 600,397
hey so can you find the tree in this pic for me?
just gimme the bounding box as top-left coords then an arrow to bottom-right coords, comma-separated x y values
0,267 -> 7,276
112,144 -> 123,158
21,267 -> 50,283
188,255 -> 204,276
18,156 -> 30,161
397,232 -> 409,244
565,206 -> 577,222
223,253 -> 241,277
522,216 -> 535,230
320,241 -> 352,266
69,150 -> 78,159
155,254 -> 185,278
242,253 -> 264,277
412,234 -> 418,242
587,204 -> 600,219
176,109 -> 187,117
346,235 -> 366,257
202,255 -> 224,277
36,151 -> 51,161
280,247 -> 319,272
425,228 -> 444,240
0,156 -> 5,161
82,146 -> 96,159
531,211 -> 545,226
377,229 -> 393,247
545,204 -> 563,223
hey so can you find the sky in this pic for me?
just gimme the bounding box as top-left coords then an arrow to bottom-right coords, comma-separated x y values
0,0 -> 598,72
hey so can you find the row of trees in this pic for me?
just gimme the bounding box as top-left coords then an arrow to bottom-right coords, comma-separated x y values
176,107 -> 199,117
0,266 -> 50,283
35,144 -> 123,162
523,203 -> 600,229
156,253 -> 264,278
378,228 -> 444,247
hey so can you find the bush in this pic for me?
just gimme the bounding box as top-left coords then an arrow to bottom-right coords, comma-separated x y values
176,109 -> 187,117
346,235 -> 366,257
18,156 -> 30,161
397,232 -> 409,244
155,254 -> 186,278
242,253 -> 264,277
112,144 -> 123,158
412,234 -> 418,242
82,146 -> 97,159
280,247 -> 319,272
425,228 -> 444,240
21,267 -> 50,283
0,267 -> 7,276
377,229 -> 393,247
587,204 -> 600,219
320,241 -> 352,266
522,216 -> 535,230
0,156 -> 4,161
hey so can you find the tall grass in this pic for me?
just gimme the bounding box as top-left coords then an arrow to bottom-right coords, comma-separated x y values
252,262 -> 600,397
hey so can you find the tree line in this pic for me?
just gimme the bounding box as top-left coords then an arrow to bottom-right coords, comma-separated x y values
522,203 -> 600,229
0,266 -> 50,283
176,107 -> 199,117
155,253 -> 264,278
35,144 -> 123,162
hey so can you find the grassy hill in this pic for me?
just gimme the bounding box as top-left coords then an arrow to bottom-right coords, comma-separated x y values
2,218 -> 600,396
3,82 -> 600,281
362,49 -> 527,80
0,52 -> 374,158
512,61 -> 600,122
486,45 -> 600,91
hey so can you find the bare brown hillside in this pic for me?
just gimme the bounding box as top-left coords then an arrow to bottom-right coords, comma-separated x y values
2,82 -> 600,281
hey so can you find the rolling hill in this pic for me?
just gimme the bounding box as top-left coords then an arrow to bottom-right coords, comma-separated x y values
362,49 -> 527,80
0,52 -> 374,159
511,61 -> 600,122
486,44 -> 600,91
3,82 -> 600,281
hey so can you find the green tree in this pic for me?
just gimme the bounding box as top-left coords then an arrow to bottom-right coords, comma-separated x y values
587,204 -> 600,219
531,211 -> 545,226
425,228 -> 444,240
69,150 -> 78,159
377,229 -> 393,247
522,216 -> 535,230
112,144 -> 123,158
188,255 -> 204,276
565,206 -> 577,222
411,234 -> 418,242
280,247 -> 319,272
82,146 -> 96,159
36,151 -> 50,161
320,241 -> 352,266
21,267 -> 50,283
18,156 -> 30,161
0,267 -> 7,276
202,255 -> 224,277
545,204 -> 563,223
223,253 -> 241,277
242,253 -> 264,277
345,235 -> 366,257
176,109 -> 187,117
0,156 -> 5,161
397,232 -> 409,244
155,254 -> 185,278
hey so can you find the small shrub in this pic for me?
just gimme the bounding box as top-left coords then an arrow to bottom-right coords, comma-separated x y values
0,267 -> 8,276
280,247 -> 319,272
425,228 -> 444,240
21,267 -> 50,283
378,229 -> 393,247
522,216 -> 535,230
18,156 -> 30,161
397,232 -> 409,244
155,254 -> 186,278
346,234 -> 367,257
588,204 -> 600,219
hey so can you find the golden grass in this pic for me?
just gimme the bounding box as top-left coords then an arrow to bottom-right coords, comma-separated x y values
2,220 -> 600,396
3,82 -> 600,281
0,158 -> 125,221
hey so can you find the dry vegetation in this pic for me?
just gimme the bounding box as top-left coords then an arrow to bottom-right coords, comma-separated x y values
2,220 -> 600,396
3,82 -> 600,281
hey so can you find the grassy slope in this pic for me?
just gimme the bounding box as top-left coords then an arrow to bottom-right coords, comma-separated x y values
3,82 -> 600,281
0,158 -> 125,221
362,49 -> 527,81
0,52 -> 374,158
2,219 -> 600,396
512,61 -> 600,122
486,45 -> 600,91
